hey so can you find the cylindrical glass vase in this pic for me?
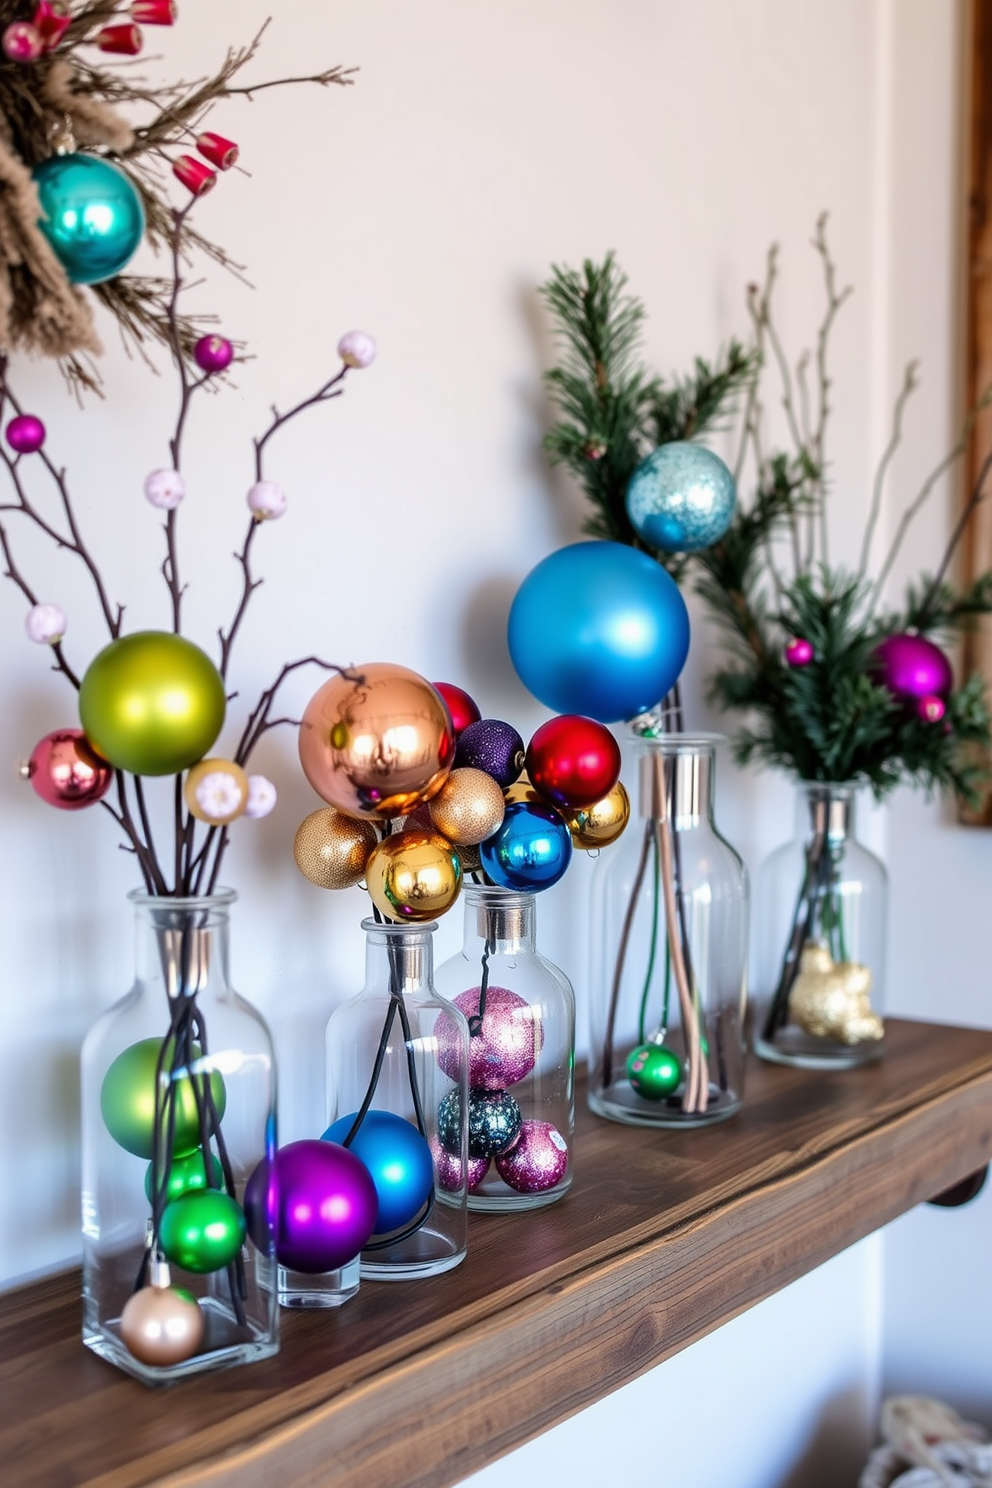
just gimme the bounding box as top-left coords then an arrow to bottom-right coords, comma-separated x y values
435,886 -> 575,1211
753,782 -> 887,1068
589,734 -> 748,1127
80,890 -> 278,1384
325,919 -> 469,1279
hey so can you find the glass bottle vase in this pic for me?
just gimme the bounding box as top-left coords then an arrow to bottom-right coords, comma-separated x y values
325,918 -> 469,1279
589,733 -> 748,1127
80,890 -> 278,1384
435,886 -> 575,1211
753,782 -> 887,1068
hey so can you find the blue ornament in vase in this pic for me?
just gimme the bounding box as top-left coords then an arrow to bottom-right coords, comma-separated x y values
626,441 -> 736,553
34,154 -> 145,285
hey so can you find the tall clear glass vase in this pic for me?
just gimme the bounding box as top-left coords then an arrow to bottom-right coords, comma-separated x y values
80,890 -> 278,1385
753,782 -> 887,1068
589,734 -> 748,1127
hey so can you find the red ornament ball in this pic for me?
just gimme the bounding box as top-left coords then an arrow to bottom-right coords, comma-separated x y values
26,729 -> 113,810
918,694 -> 946,724
432,681 -> 481,737
526,715 -> 621,810
193,334 -> 233,374
495,1120 -> 569,1193
784,637 -> 814,667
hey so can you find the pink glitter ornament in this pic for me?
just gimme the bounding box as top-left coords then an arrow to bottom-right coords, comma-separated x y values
784,637 -> 814,667
193,335 -> 234,374
338,331 -> 376,369
2,21 -> 43,61
5,414 -> 46,454
873,632 -> 952,700
24,601 -> 66,644
436,985 -> 543,1090
917,694 -> 946,724
26,729 -> 113,811
495,1120 -> 568,1193
246,480 -> 287,520
144,468 -> 185,511
430,1139 -> 489,1194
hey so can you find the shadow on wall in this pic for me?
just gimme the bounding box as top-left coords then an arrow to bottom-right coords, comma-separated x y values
460,574 -> 535,717
776,1385 -> 874,1488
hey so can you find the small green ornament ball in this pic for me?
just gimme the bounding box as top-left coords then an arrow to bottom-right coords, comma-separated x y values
100,1037 -> 227,1159
626,1042 -> 683,1100
159,1189 -> 246,1274
33,154 -> 145,286
144,1147 -> 224,1206
79,631 -> 226,777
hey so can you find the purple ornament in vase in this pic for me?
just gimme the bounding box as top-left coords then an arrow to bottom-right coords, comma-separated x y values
784,637 -> 814,667
873,633 -> 952,700
495,1120 -> 569,1193
436,985 -> 543,1089
455,718 -> 525,789
245,1139 -> 377,1275
5,414 -> 45,455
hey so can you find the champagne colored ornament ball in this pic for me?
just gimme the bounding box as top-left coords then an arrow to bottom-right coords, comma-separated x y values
432,681 -> 481,736
5,413 -> 45,454
183,758 -> 248,825
437,986 -> 542,1090
872,633 -> 953,700
365,829 -> 462,921
430,1138 -> 489,1193
144,1147 -> 223,1206
293,807 -> 378,890
438,1087 -> 523,1160
120,1284 -> 204,1367
495,1120 -> 569,1193
322,1111 -> 434,1234
626,441 -> 737,553
526,714 -> 621,810
245,1139 -> 377,1274
26,728 -> 113,810
299,663 -> 455,819
160,1188 -> 246,1274
428,767 -> 506,846
454,718 -> 525,788
479,799 -> 572,893
627,1043 -> 682,1100
79,631 -> 226,776
564,781 -> 630,850
33,153 -> 145,285
100,1037 -> 227,1159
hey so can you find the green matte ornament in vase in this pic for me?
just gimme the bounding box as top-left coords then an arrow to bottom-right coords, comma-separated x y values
81,890 -> 278,1383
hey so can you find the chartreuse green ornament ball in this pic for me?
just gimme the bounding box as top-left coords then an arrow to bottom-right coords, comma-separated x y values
100,1037 -> 227,1159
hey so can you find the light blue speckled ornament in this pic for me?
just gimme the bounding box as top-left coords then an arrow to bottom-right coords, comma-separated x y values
33,154 -> 145,286
626,441 -> 736,553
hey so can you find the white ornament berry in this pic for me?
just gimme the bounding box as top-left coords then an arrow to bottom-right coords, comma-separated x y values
245,775 -> 277,819
246,480 -> 287,520
195,771 -> 244,822
337,330 -> 376,369
144,468 -> 185,511
24,602 -> 66,645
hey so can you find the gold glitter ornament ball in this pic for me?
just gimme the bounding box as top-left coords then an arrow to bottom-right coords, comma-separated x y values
298,663 -> 455,819
429,767 -> 505,846
183,758 -> 249,825
119,1283 -> 204,1367
788,943 -> 884,1045
564,781 -> 630,849
294,807 -> 379,890
365,830 -> 462,921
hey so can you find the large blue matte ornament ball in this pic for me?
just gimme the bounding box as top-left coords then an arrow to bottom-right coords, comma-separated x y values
507,541 -> 690,722
322,1109 -> 435,1234
625,441 -> 737,553
34,154 -> 145,286
479,799 -> 572,891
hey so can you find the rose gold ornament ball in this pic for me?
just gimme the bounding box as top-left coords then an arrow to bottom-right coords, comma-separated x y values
119,1284 -> 204,1366
299,663 -> 455,820
293,807 -> 379,890
26,728 -> 114,810
428,767 -> 505,846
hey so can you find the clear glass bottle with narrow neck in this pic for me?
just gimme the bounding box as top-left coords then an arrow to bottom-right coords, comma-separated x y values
753,782 -> 887,1068
435,886 -> 574,1211
589,733 -> 748,1127
80,890 -> 278,1384
325,918 -> 469,1278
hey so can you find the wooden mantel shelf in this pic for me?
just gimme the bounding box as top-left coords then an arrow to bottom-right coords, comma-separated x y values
5,1018 -> 992,1488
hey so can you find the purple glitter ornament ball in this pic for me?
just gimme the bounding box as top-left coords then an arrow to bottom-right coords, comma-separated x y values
495,1120 -> 569,1193
436,985 -> 543,1090
5,413 -> 45,454
430,1138 -> 489,1193
784,637 -> 814,667
454,718 -> 525,789
873,633 -> 952,700
245,1139 -> 377,1275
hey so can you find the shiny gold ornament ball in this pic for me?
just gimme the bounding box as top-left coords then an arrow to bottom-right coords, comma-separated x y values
365,830 -> 462,921
788,943 -> 884,1045
503,772 -> 544,807
428,767 -> 505,846
119,1284 -> 204,1367
294,808 -> 379,890
564,781 -> 630,849
183,758 -> 249,825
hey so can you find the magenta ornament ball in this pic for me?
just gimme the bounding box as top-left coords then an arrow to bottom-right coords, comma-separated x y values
431,1139 -> 489,1193
784,637 -> 814,668
437,985 -> 542,1090
918,694 -> 946,724
5,414 -> 45,454
193,334 -> 234,374
494,1120 -> 569,1193
873,633 -> 953,700
245,1140 -> 377,1275
2,22 -> 43,63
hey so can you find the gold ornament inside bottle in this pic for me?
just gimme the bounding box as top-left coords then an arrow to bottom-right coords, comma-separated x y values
788,943 -> 883,1045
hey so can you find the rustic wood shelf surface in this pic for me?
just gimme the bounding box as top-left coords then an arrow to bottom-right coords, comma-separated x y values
4,1017 -> 992,1488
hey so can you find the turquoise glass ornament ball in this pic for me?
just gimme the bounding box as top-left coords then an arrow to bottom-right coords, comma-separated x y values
34,153 -> 145,285
626,442 -> 736,553
322,1110 -> 435,1234
626,1042 -> 683,1100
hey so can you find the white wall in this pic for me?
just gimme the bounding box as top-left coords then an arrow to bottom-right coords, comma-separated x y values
0,2 -> 984,1483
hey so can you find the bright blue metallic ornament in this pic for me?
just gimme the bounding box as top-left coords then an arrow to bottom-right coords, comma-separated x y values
321,1109 -> 434,1234
507,541 -> 690,722
479,799 -> 572,891
625,441 -> 736,553
34,154 -> 145,286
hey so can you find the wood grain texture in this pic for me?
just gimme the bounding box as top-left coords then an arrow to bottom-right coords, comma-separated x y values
4,1019 -> 992,1488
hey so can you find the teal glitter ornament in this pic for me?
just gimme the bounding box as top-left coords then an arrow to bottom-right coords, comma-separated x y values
626,1042 -> 682,1100
33,154 -> 145,286
625,441 -> 736,554
159,1189 -> 246,1274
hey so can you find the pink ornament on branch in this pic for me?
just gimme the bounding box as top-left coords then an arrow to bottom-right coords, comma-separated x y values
337,331 -> 376,369
784,637 -> 814,667
130,0 -> 176,24
172,155 -> 216,197
25,729 -> 113,811
144,469 -> 185,511
32,2 -> 69,51
917,694 -> 946,724
96,22 -> 143,56
5,414 -> 45,454
246,480 -> 287,520
196,133 -> 239,171
24,602 -> 66,645
2,22 -> 43,62
193,335 -> 233,374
